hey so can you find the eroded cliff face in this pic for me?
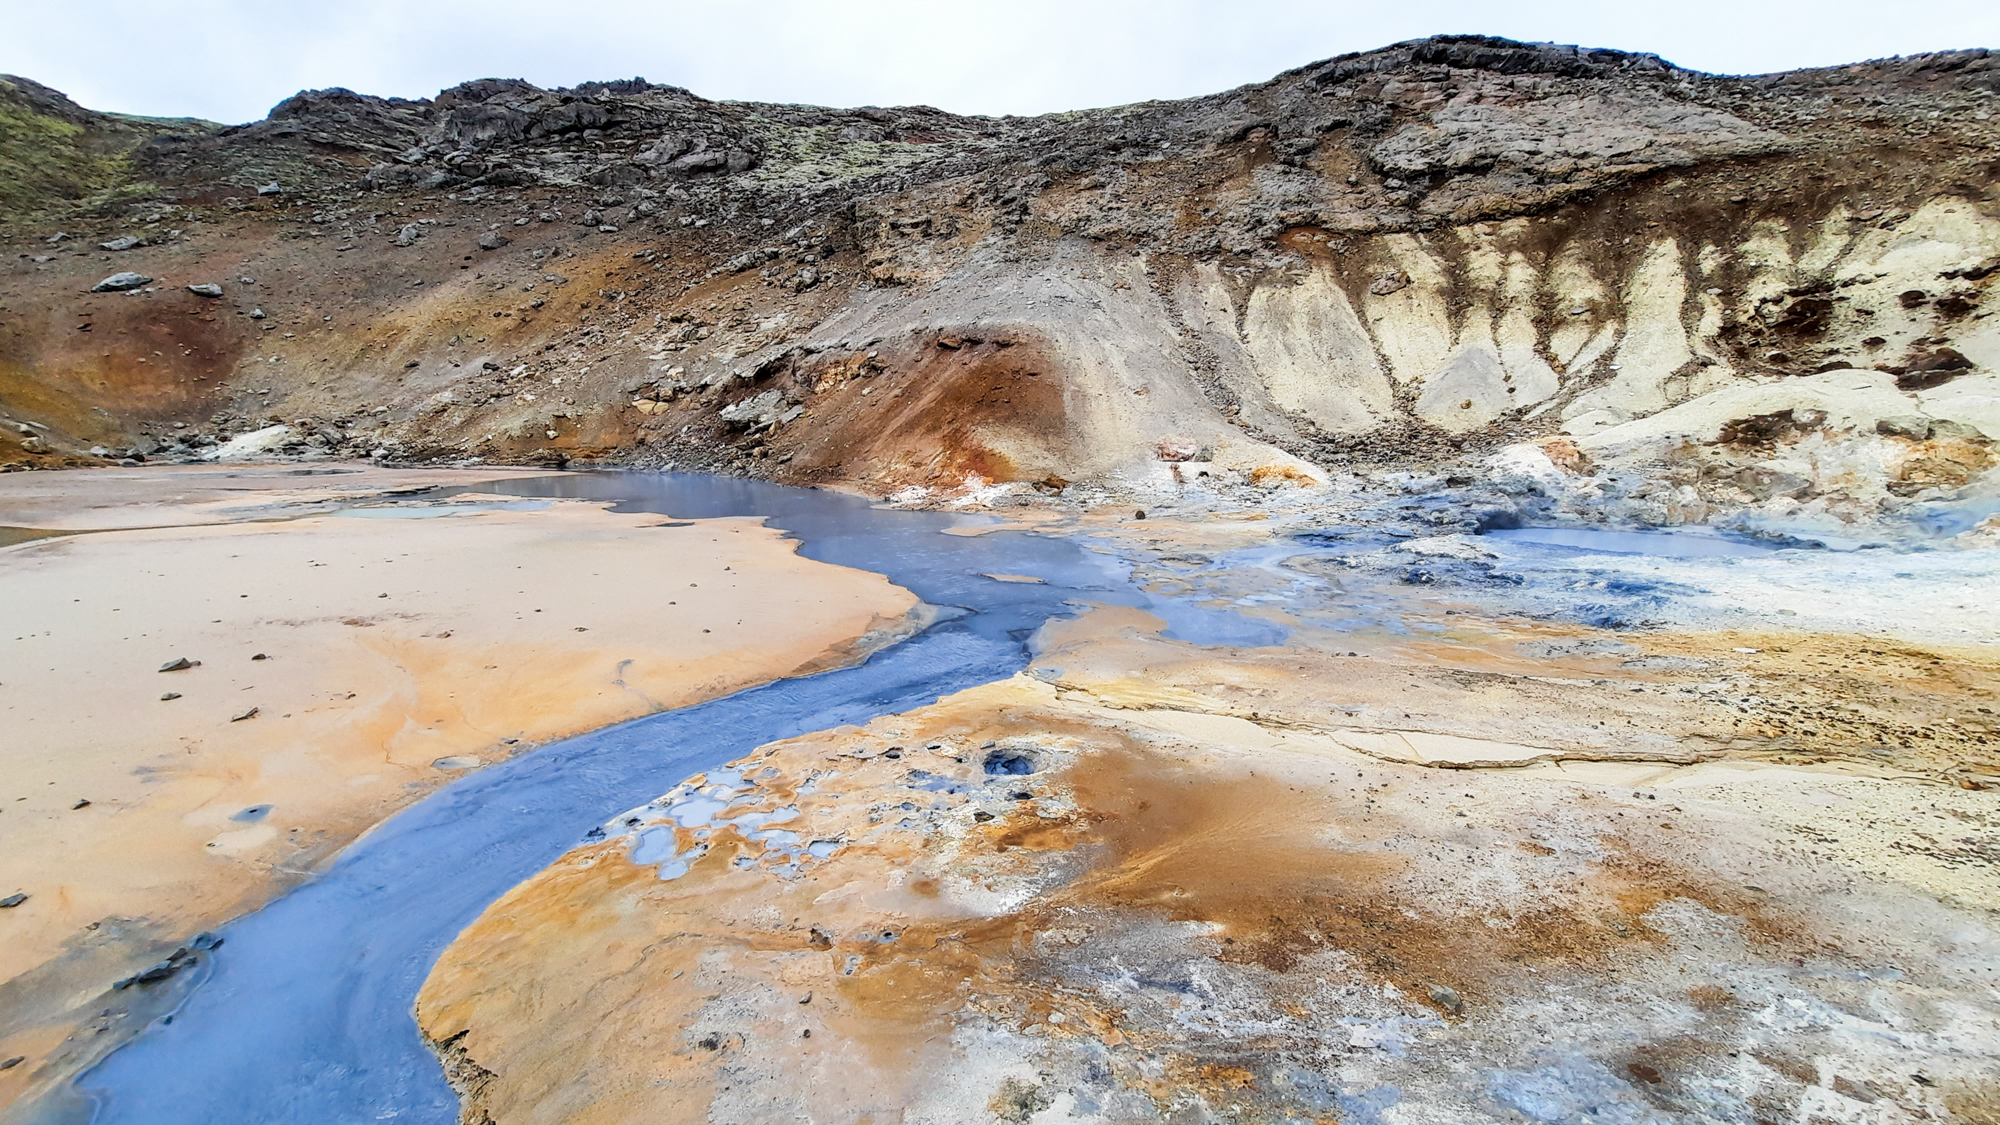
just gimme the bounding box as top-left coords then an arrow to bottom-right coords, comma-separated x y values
3,37 -> 1998,530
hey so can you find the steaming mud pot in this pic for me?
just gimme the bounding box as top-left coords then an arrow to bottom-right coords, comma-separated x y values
0,465 -> 922,1112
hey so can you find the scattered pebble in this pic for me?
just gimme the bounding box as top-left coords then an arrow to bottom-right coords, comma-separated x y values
1428,983 -> 1465,1014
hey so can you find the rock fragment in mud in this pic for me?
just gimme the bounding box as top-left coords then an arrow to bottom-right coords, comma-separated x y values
1427,983 -> 1464,1014
113,932 -> 223,990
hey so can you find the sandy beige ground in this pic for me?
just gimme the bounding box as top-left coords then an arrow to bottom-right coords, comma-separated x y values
0,464 -> 562,530
0,465 -> 917,1107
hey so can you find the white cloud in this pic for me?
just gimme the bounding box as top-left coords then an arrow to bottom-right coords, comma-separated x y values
2,0 -> 1995,124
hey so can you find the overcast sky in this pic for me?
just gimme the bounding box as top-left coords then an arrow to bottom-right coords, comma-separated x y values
4,0 -> 1996,124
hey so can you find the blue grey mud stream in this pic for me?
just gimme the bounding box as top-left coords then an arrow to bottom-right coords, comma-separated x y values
75,473 -> 1282,1124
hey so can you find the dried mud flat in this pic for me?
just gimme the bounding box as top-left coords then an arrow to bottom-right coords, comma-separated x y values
419,517 -> 2000,1125
0,464 -> 919,1111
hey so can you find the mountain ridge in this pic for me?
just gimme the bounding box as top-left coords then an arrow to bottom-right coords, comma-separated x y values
1,35 -> 1996,536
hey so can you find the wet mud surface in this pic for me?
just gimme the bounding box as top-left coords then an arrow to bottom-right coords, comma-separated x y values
58,473 -> 1271,1124
22,470 -> 1998,1124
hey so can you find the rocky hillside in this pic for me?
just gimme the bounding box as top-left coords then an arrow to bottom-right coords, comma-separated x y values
1,37 -> 1997,528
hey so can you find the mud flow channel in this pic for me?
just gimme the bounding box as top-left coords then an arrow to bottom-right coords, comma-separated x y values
72,473 -> 1275,1124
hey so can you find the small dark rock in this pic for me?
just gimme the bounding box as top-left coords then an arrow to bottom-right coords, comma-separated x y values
1890,348 -> 1973,390
112,932 -> 222,990
1876,415 -> 1934,439
158,657 -> 198,672
71,799 -> 90,810
0,893 -> 27,909
230,707 -> 259,722
1428,983 -> 1464,1014
1369,271 -> 1411,295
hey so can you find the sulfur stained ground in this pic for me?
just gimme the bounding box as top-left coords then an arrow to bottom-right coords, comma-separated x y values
418,600 -> 2000,1125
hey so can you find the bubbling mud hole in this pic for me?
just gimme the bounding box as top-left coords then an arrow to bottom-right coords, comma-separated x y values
67,473 -> 1279,1125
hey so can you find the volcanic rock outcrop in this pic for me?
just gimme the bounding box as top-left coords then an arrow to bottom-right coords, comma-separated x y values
3,36 -> 1998,525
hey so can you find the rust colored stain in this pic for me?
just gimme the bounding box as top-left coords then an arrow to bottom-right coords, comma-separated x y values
768,333 -> 1070,488
0,292 -> 249,432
